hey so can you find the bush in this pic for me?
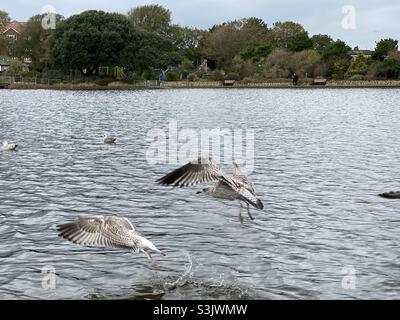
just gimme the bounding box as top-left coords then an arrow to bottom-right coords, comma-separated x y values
166,72 -> 180,81
187,73 -> 197,81
142,69 -> 157,80
180,58 -> 195,71
208,70 -> 225,81
242,77 -> 261,84
41,69 -> 65,79
22,70 -> 41,78
225,72 -> 241,81
5,60 -> 25,77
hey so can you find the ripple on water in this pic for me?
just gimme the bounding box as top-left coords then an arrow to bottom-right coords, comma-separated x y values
0,88 -> 400,299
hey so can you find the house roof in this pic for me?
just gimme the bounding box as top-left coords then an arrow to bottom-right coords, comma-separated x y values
2,21 -> 26,34
349,47 -> 374,55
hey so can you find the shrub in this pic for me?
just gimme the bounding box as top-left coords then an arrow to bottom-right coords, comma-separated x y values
166,72 -> 180,81
242,77 -> 261,84
180,58 -> 195,71
5,60 -> 25,76
187,73 -> 197,81
208,70 -> 225,81
22,70 -> 41,78
225,72 -> 241,81
41,69 -> 65,79
142,69 -> 157,80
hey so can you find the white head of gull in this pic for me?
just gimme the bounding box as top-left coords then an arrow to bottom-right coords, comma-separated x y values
103,135 -> 117,144
2,141 -> 18,151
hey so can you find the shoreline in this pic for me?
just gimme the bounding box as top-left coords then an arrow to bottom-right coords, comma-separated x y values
2,80 -> 400,90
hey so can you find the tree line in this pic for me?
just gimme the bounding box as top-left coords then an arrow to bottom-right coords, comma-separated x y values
0,5 -> 399,81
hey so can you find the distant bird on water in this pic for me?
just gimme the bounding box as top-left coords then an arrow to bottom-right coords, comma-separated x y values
2,141 -> 17,151
157,158 -> 264,224
379,191 -> 400,199
103,134 -> 117,144
57,216 -> 165,265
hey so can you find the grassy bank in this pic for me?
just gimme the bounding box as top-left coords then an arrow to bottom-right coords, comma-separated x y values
4,80 -> 400,90
159,80 -> 400,88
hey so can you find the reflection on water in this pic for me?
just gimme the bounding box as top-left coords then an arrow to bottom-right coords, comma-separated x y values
0,88 -> 400,299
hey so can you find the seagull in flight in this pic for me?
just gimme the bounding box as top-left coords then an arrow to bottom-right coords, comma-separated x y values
57,216 -> 165,265
158,158 -> 264,224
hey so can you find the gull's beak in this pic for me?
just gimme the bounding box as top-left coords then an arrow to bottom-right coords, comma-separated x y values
154,248 -> 166,256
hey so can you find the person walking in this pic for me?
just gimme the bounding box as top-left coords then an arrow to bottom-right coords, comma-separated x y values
292,72 -> 299,85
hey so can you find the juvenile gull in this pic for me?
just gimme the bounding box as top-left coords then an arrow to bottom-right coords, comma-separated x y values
57,216 -> 165,264
103,134 -> 117,144
2,141 -> 17,151
158,158 -> 264,224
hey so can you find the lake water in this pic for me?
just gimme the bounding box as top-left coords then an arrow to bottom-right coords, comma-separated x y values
0,88 -> 399,300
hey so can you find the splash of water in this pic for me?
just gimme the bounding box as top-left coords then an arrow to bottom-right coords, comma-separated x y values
163,251 -> 193,290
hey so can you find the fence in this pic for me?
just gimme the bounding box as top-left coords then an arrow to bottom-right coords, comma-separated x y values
0,76 -> 62,85
0,77 -> 161,87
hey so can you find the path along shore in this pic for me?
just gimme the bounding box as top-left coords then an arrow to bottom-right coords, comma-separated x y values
2,80 -> 400,90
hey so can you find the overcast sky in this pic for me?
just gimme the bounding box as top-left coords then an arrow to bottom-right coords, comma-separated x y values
1,0 -> 399,49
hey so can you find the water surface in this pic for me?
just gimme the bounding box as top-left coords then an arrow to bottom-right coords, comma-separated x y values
0,88 -> 399,299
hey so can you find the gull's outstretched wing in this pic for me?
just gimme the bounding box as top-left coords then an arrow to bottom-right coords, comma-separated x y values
157,158 -> 228,187
57,216 -> 140,250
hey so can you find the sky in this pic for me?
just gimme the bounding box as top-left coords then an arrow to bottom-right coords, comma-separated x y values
1,0 -> 399,49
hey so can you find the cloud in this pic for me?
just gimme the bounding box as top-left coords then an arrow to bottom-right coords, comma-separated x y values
1,0 -> 399,49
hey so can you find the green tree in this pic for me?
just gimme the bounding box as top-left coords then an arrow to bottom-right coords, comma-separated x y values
345,53 -> 368,77
167,25 -> 206,61
372,38 -> 398,61
127,5 -> 171,34
311,34 -> 333,53
239,43 -> 273,62
0,35 -> 8,55
370,50 -> 400,79
287,31 -> 313,52
380,58 -> 400,79
261,48 -> 292,78
330,58 -> 351,79
132,31 -> 181,73
50,11 -> 139,76
271,21 -> 305,48
322,40 -> 351,61
291,49 -> 321,78
179,57 -> 195,71
202,18 -> 271,69
0,10 -> 11,29
15,14 -> 64,71
320,40 -> 351,79
5,59 -> 25,76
